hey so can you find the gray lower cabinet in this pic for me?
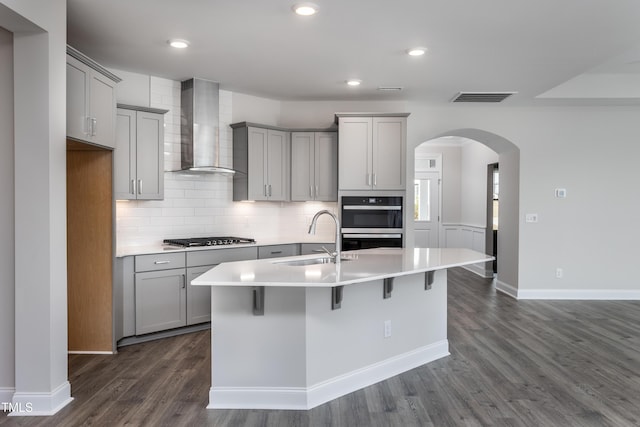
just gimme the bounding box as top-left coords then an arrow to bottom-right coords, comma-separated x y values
300,243 -> 335,255
186,266 -> 213,325
135,268 -> 186,335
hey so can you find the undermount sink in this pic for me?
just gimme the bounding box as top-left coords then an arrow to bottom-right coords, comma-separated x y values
275,257 -> 351,267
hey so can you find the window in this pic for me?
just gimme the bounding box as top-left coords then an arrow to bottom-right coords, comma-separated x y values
414,179 -> 431,221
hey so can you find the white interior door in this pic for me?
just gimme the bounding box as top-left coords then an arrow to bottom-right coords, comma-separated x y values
414,171 -> 440,247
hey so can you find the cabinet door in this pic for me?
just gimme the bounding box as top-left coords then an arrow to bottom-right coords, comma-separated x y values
314,132 -> 338,201
338,117 -> 372,190
135,111 -> 164,200
247,127 -> 268,200
66,57 -> 89,141
266,129 -> 288,201
114,109 -> 136,199
290,132 -> 315,201
89,72 -> 117,149
186,266 -> 212,325
372,117 -> 406,190
135,269 -> 186,335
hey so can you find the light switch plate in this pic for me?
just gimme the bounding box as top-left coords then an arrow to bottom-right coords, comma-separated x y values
555,188 -> 567,198
525,213 -> 538,223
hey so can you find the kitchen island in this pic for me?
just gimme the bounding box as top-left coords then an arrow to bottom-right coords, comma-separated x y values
192,247 -> 493,410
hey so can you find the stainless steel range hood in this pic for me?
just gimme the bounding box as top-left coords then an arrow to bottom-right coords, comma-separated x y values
179,78 -> 235,174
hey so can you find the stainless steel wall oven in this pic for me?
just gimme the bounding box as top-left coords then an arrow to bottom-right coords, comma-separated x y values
341,196 -> 403,250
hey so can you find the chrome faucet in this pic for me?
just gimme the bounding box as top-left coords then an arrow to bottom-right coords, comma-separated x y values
308,210 -> 341,264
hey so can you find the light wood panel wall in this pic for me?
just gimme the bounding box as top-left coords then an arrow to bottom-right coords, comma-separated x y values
67,142 -> 113,352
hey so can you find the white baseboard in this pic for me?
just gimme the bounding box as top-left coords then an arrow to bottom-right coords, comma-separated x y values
517,289 -> 640,300
8,381 -> 73,416
208,340 -> 450,410
496,279 -> 518,299
0,387 -> 15,405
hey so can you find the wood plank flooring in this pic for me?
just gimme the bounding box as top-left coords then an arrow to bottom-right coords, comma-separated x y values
2,267 -> 640,426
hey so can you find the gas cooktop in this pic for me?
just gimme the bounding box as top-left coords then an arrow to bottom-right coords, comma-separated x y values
163,236 -> 256,247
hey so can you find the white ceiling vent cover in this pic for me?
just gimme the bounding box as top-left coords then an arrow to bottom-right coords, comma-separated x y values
451,92 -> 516,103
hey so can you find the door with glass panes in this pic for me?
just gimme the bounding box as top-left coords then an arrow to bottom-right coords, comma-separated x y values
414,171 -> 440,247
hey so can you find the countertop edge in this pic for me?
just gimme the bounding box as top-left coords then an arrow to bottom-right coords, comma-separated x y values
191,249 -> 494,288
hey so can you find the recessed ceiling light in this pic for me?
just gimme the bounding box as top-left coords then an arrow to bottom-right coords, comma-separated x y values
407,47 -> 427,56
346,79 -> 362,87
292,3 -> 319,16
168,39 -> 190,49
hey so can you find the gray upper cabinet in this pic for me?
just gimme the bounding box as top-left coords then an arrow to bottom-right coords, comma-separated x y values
66,47 -> 121,149
115,106 -> 166,200
291,132 -> 337,201
233,124 -> 290,201
337,114 -> 409,191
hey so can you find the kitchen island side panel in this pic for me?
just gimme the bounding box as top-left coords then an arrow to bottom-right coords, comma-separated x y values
304,270 -> 447,386
210,286 -> 307,388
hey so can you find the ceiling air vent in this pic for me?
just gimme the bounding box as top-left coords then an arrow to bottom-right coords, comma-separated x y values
451,92 -> 516,103
377,86 -> 403,92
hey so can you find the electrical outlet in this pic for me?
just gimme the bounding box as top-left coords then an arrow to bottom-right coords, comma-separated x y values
384,320 -> 392,338
556,268 -> 563,279
525,213 -> 538,223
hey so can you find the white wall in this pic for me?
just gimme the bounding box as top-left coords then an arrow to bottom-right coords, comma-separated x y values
406,104 -> 640,296
460,141 -> 499,227
0,25 -> 14,402
0,0 -> 70,415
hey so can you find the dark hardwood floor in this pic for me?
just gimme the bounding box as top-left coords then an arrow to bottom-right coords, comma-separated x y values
3,267 -> 640,426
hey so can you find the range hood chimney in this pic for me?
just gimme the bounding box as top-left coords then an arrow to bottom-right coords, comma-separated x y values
180,78 -> 235,174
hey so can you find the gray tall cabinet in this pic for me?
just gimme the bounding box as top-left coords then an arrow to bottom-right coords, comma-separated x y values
336,113 -> 409,191
115,105 -> 167,200
66,46 -> 120,149
291,132 -> 338,201
232,124 -> 290,201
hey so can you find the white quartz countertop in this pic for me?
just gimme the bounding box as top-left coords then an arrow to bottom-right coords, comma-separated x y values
192,247 -> 494,288
116,236 -> 333,257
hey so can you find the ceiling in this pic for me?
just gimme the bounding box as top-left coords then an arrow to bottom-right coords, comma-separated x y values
67,0 -> 640,105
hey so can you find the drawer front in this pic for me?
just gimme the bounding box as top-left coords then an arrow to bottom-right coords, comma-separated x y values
187,247 -> 258,267
258,244 -> 299,259
300,243 -> 335,255
135,252 -> 186,272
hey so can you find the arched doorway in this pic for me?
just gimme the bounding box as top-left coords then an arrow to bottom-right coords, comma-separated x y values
408,129 -> 520,297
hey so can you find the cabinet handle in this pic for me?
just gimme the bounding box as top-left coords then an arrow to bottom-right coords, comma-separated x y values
154,260 -> 170,265
373,173 -> 377,187
131,179 -> 136,195
268,184 -> 272,197
85,117 -> 91,136
310,185 -> 313,198
366,173 -> 371,186
264,184 -> 267,197
138,179 -> 143,194
271,251 -> 283,255
315,185 -> 319,198
91,118 -> 97,136
181,274 -> 186,289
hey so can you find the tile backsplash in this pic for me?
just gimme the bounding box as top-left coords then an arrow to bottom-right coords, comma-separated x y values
115,76 -> 336,248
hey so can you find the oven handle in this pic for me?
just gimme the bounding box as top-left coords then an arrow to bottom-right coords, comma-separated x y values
343,233 -> 403,239
342,228 -> 403,234
343,205 -> 402,210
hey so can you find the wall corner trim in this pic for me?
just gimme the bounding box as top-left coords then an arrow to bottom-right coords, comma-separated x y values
8,381 -> 73,417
